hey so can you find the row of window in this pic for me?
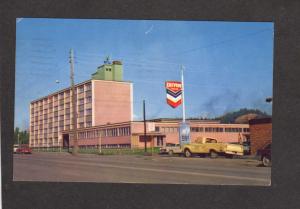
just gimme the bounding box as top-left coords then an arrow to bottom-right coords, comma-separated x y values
31,121 -> 93,133
31,108 -> 92,123
31,91 -> 91,111
157,126 -> 249,133
31,102 -> 92,116
30,143 -> 131,149
77,126 -> 131,139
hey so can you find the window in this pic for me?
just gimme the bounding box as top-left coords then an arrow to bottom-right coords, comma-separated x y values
78,86 -> 84,93
78,104 -> 84,112
225,128 -> 242,132
85,84 -> 91,91
79,98 -> 84,105
86,108 -> 92,115
243,128 -> 249,132
65,108 -> 70,114
86,122 -> 92,127
65,102 -> 70,108
205,127 -> 213,132
155,126 -> 160,132
191,127 -> 198,132
78,110 -> 84,117
79,123 -> 84,128
86,96 -> 92,103
65,114 -> 70,120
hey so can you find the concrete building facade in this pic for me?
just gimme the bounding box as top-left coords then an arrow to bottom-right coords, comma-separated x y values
61,119 -> 249,149
29,60 -> 132,148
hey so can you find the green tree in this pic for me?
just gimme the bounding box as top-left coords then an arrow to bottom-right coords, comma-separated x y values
14,127 -> 29,145
215,108 -> 270,124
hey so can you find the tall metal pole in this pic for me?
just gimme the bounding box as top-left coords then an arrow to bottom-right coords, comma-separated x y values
181,65 -> 186,123
143,100 -> 147,153
70,49 -> 78,155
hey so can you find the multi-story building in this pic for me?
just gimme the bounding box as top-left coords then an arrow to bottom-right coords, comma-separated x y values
29,60 -> 133,148
29,59 -> 250,149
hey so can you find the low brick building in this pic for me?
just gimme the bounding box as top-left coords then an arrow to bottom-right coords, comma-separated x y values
249,118 -> 272,155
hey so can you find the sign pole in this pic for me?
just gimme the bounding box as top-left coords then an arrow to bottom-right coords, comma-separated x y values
143,100 -> 147,153
181,65 -> 186,123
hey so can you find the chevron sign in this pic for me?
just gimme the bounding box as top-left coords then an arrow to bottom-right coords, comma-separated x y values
165,81 -> 182,108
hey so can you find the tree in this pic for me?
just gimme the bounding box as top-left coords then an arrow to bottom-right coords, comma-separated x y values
215,108 -> 270,124
14,127 -> 29,145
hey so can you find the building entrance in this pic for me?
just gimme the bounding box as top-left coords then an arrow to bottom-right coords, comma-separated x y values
63,134 -> 69,148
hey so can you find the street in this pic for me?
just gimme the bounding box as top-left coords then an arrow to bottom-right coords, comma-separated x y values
13,152 -> 271,185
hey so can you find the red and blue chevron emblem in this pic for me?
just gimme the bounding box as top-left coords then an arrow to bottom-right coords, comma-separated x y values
165,81 -> 182,108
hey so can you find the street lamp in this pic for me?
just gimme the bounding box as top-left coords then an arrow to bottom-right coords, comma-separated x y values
266,97 -> 273,103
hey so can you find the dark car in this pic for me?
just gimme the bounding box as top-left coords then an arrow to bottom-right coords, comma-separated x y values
15,145 -> 32,154
257,143 -> 271,167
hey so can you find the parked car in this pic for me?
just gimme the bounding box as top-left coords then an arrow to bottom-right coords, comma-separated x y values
257,143 -> 271,167
13,144 -> 19,153
182,137 -> 244,158
230,141 -> 251,155
15,144 -> 32,154
159,143 -> 182,156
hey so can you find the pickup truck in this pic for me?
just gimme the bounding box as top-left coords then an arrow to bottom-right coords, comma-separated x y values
182,137 -> 244,158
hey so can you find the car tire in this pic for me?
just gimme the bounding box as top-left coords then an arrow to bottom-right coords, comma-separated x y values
210,150 -> 218,158
184,149 -> 192,158
262,156 -> 271,167
168,150 -> 174,156
225,154 -> 233,159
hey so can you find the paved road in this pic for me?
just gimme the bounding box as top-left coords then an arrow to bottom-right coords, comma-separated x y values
13,152 -> 271,185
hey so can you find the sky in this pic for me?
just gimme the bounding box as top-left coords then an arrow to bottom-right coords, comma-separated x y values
15,18 -> 274,129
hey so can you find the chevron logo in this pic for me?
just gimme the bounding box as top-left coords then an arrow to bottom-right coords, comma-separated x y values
165,81 -> 182,108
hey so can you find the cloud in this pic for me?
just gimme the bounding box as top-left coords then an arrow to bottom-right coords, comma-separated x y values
145,25 -> 154,35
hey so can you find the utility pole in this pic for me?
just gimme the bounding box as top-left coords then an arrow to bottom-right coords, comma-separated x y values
143,100 -> 147,153
70,49 -> 78,155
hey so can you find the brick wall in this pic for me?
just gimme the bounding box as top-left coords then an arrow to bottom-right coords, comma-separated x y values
249,118 -> 272,155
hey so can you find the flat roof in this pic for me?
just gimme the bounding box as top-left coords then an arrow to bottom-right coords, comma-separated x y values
249,117 -> 272,125
145,118 -> 221,123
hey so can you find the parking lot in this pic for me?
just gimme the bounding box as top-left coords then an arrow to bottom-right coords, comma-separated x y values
14,152 -> 271,185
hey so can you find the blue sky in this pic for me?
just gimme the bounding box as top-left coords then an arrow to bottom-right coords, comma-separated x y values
15,18 -> 274,129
